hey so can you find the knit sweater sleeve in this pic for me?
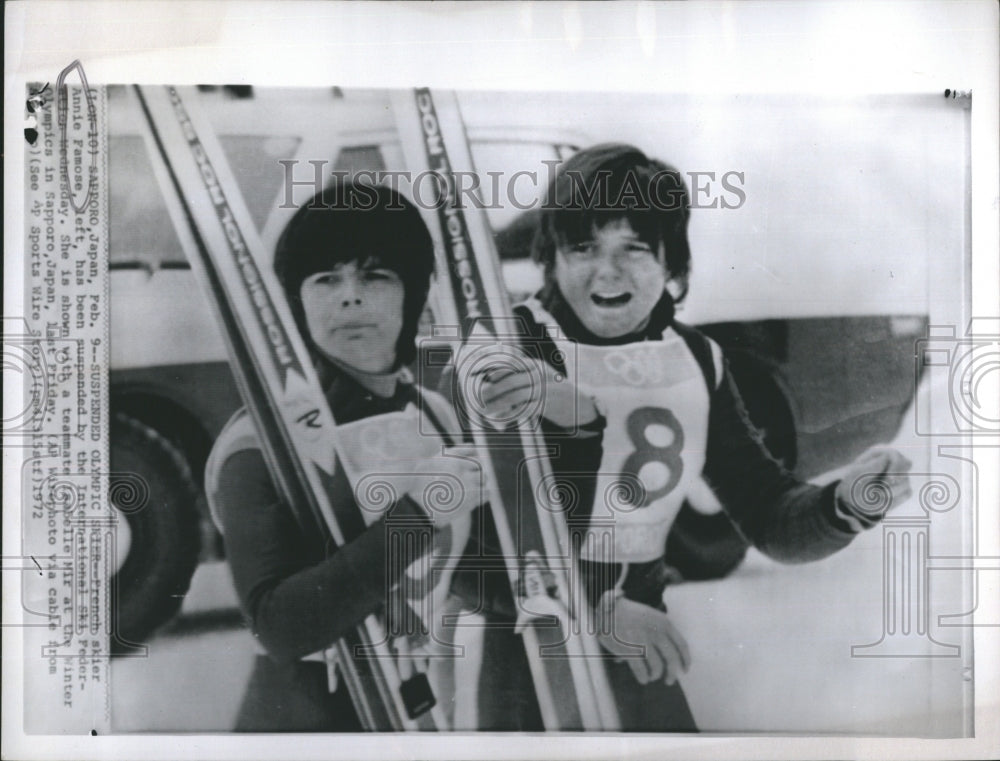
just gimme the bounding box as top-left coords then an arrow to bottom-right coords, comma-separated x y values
214,446 -> 430,663
705,359 -> 859,563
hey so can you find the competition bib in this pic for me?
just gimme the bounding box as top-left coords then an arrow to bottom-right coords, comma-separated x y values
522,301 -> 710,563
569,340 -> 710,562
207,399 -> 473,643
335,403 -> 474,639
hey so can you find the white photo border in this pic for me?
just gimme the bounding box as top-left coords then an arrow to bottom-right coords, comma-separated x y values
4,1 -> 998,759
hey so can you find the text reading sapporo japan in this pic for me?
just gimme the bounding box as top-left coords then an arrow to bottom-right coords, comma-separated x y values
16,76 -> 979,736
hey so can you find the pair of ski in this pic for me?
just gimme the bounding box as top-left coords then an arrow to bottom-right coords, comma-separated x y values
136,84 -> 619,731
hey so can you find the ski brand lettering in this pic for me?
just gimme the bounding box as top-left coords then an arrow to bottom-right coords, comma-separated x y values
166,88 -> 299,377
415,89 -> 482,323
296,408 -> 321,429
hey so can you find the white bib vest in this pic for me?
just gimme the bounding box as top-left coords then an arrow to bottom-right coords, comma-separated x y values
206,391 -> 472,639
522,299 -> 713,564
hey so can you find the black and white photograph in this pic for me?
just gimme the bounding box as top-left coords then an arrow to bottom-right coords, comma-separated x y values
3,2 -> 998,760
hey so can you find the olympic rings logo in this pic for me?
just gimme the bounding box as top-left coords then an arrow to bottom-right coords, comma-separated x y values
602,348 -> 666,387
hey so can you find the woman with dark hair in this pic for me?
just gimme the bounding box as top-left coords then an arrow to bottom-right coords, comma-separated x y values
474,143 -> 913,730
205,181 -> 485,731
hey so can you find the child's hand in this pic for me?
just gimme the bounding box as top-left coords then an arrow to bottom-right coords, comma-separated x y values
595,593 -> 691,686
834,446 -> 913,527
470,351 -> 599,429
407,445 -> 486,525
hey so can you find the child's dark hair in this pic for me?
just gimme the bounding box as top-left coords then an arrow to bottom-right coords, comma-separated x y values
273,180 -> 435,367
532,143 -> 692,301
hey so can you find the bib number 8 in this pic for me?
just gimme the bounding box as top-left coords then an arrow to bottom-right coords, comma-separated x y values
618,406 -> 684,508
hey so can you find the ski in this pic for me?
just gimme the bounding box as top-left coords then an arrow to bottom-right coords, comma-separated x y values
134,85 -> 448,731
391,88 -> 620,730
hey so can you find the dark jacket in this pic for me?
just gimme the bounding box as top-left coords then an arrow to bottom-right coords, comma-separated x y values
509,286 -> 860,610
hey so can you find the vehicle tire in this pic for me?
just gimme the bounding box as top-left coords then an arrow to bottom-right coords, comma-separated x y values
109,412 -> 202,652
665,369 -> 796,581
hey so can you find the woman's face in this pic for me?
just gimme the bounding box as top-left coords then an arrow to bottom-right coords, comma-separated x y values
300,261 -> 404,374
553,217 -> 667,338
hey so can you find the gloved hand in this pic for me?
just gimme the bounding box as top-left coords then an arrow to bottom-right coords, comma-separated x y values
595,591 -> 691,686
456,341 -> 598,429
834,446 -> 913,530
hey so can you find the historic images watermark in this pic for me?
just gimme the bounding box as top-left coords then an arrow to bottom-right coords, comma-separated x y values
278,162 -> 748,213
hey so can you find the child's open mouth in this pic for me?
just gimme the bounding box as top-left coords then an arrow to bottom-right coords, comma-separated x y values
334,323 -> 378,338
590,292 -> 632,308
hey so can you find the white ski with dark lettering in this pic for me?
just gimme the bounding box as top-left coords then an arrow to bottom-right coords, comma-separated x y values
392,88 -> 620,731
134,84 -> 447,731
